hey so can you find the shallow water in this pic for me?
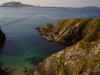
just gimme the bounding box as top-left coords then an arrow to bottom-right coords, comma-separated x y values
0,7 -> 100,70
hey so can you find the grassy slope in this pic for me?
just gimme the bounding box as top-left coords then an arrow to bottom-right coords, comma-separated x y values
33,18 -> 100,75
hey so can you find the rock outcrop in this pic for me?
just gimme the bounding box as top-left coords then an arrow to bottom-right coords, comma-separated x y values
34,18 -> 100,75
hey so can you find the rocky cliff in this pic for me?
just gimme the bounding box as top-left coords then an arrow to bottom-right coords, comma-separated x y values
34,18 -> 100,75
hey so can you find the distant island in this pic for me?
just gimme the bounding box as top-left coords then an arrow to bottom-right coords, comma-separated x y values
83,6 -> 99,8
0,2 -> 38,7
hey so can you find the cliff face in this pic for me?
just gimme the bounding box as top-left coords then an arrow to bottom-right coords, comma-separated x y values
34,18 -> 100,75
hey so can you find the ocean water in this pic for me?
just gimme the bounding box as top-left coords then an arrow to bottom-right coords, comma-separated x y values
0,7 -> 100,70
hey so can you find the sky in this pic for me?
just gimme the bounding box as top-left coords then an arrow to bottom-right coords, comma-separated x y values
0,0 -> 100,7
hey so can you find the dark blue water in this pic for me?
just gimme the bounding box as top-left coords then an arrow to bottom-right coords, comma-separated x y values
0,7 -> 100,70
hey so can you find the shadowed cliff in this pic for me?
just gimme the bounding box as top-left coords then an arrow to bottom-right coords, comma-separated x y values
34,18 -> 100,75
0,29 -> 5,51
0,29 -> 7,75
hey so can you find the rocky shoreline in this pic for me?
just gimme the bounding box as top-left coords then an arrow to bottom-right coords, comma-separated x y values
36,24 -> 55,41
36,18 -> 92,45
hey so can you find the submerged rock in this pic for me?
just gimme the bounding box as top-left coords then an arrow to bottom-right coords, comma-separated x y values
34,18 -> 100,75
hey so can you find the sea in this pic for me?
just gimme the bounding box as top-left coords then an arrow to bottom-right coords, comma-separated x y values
0,7 -> 100,71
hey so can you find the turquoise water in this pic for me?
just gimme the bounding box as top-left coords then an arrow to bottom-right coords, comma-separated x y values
0,7 -> 100,70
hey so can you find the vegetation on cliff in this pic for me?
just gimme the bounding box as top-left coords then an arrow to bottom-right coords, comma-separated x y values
34,18 -> 100,75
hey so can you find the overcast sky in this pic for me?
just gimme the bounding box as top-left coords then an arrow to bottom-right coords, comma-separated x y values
0,0 -> 100,7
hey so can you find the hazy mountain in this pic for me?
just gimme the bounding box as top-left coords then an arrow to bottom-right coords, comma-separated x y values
0,2 -> 37,7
